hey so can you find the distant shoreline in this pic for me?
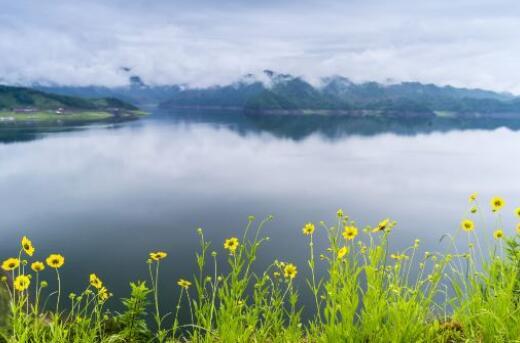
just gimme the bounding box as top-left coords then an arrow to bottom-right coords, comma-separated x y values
159,105 -> 520,120
159,105 -> 435,118
0,110 -> 147,126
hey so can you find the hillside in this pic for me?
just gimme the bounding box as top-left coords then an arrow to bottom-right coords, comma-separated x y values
0,85 -> 137,111
159,71 -> 520,118
0,85 -> 143,125
34,76 -> 180,107
32,71 -> 520,119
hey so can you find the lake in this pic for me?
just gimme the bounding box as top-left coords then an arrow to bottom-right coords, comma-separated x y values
0,110 -> 519,315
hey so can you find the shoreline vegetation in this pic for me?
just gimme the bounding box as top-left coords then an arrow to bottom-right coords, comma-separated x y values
164,105 -> 520,119
2,195 -> 520,342
0,110 -> 147,126
0,84 -> 146,127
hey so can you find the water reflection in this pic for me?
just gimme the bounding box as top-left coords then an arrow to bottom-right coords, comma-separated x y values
0,110 -> 518,317
0,120 -> 140,144
4,110 -> 520,144
158,109 -> 520,140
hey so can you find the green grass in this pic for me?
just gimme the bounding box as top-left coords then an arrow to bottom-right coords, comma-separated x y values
0,110 -> 146,124
1,196 -> 520,342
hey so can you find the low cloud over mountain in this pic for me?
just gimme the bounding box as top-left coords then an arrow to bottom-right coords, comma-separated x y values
3,0 -> 520,93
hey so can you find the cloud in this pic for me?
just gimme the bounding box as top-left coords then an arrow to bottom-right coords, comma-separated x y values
2,0 -> 520,92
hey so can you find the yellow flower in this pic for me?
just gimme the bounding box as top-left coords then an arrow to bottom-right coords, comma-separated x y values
31,261 -> 45,272
14,275 -> 30,292
2,258 -> 20,271
149,251 -> 167,261
177,278 -> 192,289
493,229 -> 504,240
342,226 -> 358,240
469,193 -> 478,202
223,237 -> 239,253
461,219 -> 474,232
515,207 -> 520,218
470,206 -> 477,214
302,223 -> 315,236
98,287 -> 110,301
337,209 -> 344,218
490,196 -> 505,212
337,246 -> 348,259
372,218 -> 391,233
89,273 -> 103,289
21,236 -> 35,256
46,254 -> 65,269
284,263 -> 297,279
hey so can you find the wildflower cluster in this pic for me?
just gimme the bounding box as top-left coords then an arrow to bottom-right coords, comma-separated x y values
1,237 -> 68,295
0,195 -> 519,342
0,235 -> 114,341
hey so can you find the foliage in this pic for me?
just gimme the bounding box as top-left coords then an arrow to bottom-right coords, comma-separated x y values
111,281 -> 152,342
160,71 -> 520,116
1,195 -> 520,342
0,85 -> 137,112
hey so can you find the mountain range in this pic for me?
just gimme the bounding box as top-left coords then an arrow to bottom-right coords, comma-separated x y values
31,70 -> 520,118
34,76 -> 180,109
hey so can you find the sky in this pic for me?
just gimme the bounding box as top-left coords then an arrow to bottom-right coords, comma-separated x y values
2,0 -> 520,92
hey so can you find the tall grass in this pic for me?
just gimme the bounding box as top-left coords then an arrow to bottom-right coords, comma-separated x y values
1,195 -> 520,342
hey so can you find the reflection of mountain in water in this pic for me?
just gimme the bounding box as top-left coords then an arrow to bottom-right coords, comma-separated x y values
3,108 -> 520,144
0,127 -> 77,144
0,123 -> 135,144
160,109 -> 520,141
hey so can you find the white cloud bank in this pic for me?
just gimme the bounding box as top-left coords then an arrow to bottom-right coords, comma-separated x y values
2,0 -> 520,93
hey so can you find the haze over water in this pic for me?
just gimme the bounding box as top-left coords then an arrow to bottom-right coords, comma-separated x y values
0,110 -> 518,309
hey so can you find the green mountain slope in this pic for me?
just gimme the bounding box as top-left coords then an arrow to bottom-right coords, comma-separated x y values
0,85 -> 137,111
0,85 -> 144,125
159,71 -> 520,118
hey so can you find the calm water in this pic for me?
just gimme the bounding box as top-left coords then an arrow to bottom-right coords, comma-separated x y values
0,110 -> 519,313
